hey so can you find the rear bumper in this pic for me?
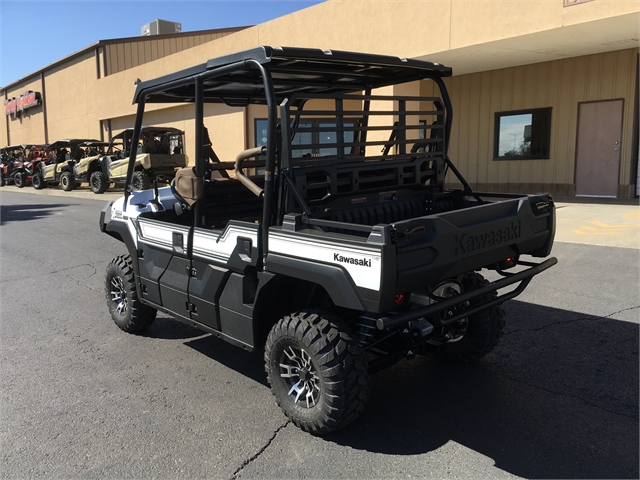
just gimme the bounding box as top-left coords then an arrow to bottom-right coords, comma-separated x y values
376,256 -> 557,330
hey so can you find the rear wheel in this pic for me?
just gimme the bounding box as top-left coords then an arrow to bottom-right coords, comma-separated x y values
32,173 -> 46,190
105,255 -> 156,333
443,272 -> 505,362
265,311 -> 369,434
132,170 -> 151,191
14,172 -> 26,188
0,172 -> 5,187
60,171 -> 76,191
90,171 -> 108,194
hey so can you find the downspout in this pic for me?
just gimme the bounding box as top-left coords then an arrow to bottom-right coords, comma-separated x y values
41,72 -> 49,144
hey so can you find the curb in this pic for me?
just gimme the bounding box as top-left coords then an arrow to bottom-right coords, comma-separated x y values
0,184 -> 124,201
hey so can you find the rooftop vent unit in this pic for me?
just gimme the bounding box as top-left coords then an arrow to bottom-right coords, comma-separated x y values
141,19 -> 182,36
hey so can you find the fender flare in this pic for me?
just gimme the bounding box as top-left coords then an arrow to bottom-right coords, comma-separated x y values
266,253 -> 366,311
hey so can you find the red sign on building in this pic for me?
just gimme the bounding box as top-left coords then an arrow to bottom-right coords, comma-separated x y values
4,91 -> 42,117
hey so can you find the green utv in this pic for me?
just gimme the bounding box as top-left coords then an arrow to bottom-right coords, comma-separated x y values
99,47 -> 557,434
77,127 -> 187,194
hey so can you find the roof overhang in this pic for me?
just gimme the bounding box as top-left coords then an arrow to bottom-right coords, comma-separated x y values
418,12 -> 639,75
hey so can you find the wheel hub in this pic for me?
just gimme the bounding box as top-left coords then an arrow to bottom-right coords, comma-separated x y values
279,345 -> 321,408
110,276 -> 127,316
429,281 -> 468,343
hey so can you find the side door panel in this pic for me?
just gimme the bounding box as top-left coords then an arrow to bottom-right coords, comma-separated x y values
108,159 -> 128,180
189,221 -> 260,346
188,262 -> 230,330
137,217 -> 191,319
42,163 -> 56,181
158,257 -> 191,320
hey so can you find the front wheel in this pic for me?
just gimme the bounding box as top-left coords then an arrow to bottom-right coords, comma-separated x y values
265,311 -> 369,434
105,255 -> 157,333
32,173 -> 46,190
14,172 -> 26,188
60,171 -> 76,191
443,272 -> 505,362
132,170 -> 151,191
90,171 -> 109,194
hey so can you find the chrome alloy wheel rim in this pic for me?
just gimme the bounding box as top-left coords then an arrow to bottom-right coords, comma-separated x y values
110,276 -> 127,316
279,345 -> 321,408
430,281 -> 468,343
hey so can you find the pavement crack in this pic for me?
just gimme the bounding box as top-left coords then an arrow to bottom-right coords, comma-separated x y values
503,315 -> 592,335
2,263 -> 105,292
604,305 -> 640,318
230,420 -> 290,479
504,306 -> 640,336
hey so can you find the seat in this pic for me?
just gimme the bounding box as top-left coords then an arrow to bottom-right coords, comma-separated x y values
173,167 -> 204,207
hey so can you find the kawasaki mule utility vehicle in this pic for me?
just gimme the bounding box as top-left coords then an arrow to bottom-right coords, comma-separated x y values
100,46 -> 557,434
80,127 -> 187,194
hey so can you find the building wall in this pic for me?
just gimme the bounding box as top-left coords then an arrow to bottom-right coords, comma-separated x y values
44,51 -> 103,143
4,76 -> 46,146
103,29 -> 243,76
443,48 -> 638,196
2,1 -> 638,196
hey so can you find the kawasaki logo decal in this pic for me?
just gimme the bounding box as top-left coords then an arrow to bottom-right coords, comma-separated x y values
334,253 -> 371,267
454,221 -> 521,255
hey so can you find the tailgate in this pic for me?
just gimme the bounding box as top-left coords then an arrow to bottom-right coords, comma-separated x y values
390,194 -> 555,292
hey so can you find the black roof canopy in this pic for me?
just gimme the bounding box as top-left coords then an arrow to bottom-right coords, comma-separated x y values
111,126 -> 184,139
45,139 -> 100,150
132,46 -> 452,105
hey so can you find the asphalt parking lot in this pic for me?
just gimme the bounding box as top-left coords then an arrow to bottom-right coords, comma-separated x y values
0,187 -> 638,479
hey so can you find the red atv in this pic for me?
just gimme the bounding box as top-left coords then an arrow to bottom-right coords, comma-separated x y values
0,144 -> 47,188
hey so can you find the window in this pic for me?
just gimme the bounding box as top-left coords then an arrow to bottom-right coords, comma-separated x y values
494,108 -> 552,160
254,118 -> 356,158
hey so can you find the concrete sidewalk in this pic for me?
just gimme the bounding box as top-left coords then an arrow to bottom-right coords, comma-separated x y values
0,184 -> 123,201
554,200 -> 639,249
1,184 -> 638,249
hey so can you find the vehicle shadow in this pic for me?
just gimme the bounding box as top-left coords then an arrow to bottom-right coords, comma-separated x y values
150,300 -> 638,479
144,314 -> 207,341
140,315 -> 268,381
0,203 -> 75,225
326,301 -> 639,479
184,334 -> 268,387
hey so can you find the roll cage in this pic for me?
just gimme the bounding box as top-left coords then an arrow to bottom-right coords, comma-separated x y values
45,139 -> 100,162
108,126 -> 184,158
125,46 -> 455,263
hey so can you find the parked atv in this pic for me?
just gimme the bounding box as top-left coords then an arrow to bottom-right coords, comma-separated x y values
33,139 -> 99,191
79,127 -> 187,194
0,144 -> 47,188
0,147 -> 21,187
65,141 -> 111,192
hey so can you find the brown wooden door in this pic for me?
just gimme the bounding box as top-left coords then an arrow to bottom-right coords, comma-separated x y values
575,100 -> 624,197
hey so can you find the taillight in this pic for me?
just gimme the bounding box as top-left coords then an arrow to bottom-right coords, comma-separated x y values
498,256 -> 518,270
394,293 -> 405,305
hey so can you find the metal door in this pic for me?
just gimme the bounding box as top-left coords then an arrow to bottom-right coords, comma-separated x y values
136,217 -> 191,320
575,100 -> 624,197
